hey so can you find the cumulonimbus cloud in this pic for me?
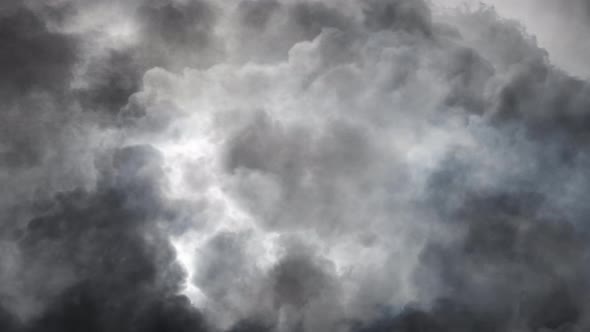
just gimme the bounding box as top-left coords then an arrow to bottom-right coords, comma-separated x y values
1,1 -> 590,331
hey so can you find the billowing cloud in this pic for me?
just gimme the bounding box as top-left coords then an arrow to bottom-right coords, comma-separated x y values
1,0 -> 590,331
441,0 -> 590,77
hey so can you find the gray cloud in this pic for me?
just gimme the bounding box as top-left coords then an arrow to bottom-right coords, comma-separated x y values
1,145 -> 211,331
362,0 -> 432,35
460,0 -> 590,77
0,3 -> 77,99
2,0 -> 590,331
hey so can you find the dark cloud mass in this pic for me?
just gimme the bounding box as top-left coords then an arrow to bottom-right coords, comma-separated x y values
1,0 -> 590,331
0,4 -> 77,98
76,50 -> 143,115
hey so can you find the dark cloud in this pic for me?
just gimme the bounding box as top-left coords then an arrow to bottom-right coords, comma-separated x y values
135,0 -> 222,69
0,96 -> 74,169
271,252 -> 333,308
362,0 -> 433,35
0,4 -> 77,99
0,145 -> 211,332
224,112 -> 380,233
479,0 -> 590,76
3,0 -> 590,331
237,0 -> 279,30
192,230 -> 257,302
495,61 -> 590,142
0,306 -> 21,332
355,301 -> 502,332
412,187 -> 590,331
227,319 -> 273,332
552,0 -> 590,19
233,0 -> 353,63
0,3 -> 80,170
286,1 -> 351,40
224,111 -> 309,177
439,45 -> 495,112
76,50 -> 143,115
138,0 -> 215,47
28,287 -> 209,332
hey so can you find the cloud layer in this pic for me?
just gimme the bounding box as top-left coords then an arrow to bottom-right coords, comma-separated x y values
1,0 -> 590,331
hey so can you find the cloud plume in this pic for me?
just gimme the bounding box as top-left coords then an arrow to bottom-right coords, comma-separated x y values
1,0 -> 590,331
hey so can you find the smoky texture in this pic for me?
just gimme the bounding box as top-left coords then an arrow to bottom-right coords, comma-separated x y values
1,0 -> 590,331
0,4 -> 77,98
0,145 -> 208,331
76,50 -> 144,115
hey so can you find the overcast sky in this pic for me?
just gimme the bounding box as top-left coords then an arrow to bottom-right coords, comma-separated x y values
1,1 -> 590,331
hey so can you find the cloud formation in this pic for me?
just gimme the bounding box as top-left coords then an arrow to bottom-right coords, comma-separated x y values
1,0 -> 590,331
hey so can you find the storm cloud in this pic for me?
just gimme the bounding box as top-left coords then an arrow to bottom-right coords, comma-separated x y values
1,0 -> 590,331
